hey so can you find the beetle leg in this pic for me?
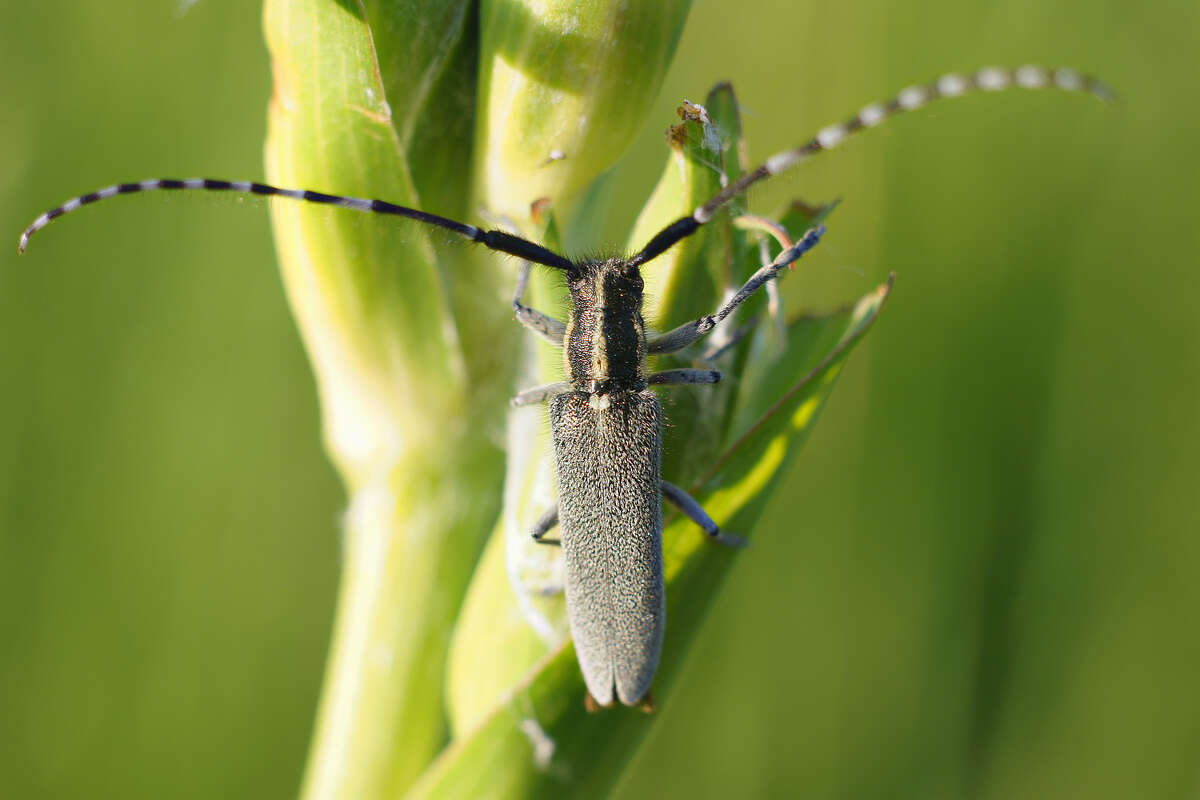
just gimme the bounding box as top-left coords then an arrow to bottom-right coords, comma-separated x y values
530,504 -> 561,547
513,259 -> 566,346
661,481 -> 747,548
646,226 -> 824,354
647,368 -> 722,386
515,304 -> 566,346
511,382 -> 573,407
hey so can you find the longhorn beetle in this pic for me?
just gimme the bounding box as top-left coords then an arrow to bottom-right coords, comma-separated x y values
19,66 -> 1110,709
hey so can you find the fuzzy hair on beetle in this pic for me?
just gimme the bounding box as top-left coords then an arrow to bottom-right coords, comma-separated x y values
19,65 -> 1111,710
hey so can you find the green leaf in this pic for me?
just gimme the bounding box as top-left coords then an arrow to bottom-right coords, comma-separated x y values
626,86 -> 752,489
627,92 -> 727,332
409,276 -> 894,799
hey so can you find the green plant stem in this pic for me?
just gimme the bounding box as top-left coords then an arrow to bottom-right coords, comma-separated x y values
300,448 -> 500,800
263,2 -> 508,796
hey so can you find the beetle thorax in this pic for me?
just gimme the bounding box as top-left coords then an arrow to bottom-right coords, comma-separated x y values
563,258 -> 647,394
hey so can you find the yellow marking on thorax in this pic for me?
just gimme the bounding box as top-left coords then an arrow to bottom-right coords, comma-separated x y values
591,274 -> 609,380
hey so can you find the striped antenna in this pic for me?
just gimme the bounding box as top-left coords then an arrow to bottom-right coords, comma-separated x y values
631,65 -> 1112,265
20,65 -> 1110,272
18,178 -> 573,270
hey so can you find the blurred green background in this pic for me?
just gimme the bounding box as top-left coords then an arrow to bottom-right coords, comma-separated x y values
2,1 -> 1196,798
